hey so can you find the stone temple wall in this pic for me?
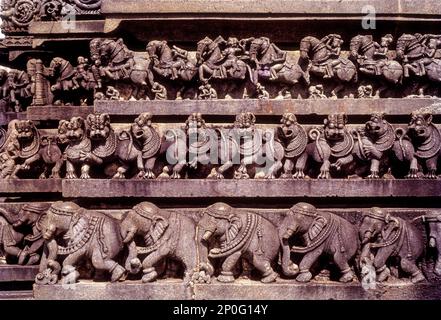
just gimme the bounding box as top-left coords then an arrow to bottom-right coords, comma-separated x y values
0,0 -> 441,300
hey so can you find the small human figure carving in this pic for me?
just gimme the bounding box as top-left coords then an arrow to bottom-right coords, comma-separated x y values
198,83 -> 217,100
0,140 -> 20,179
307,85 -> 327,99
151,82 -> 167,100
256,83 -> 269,100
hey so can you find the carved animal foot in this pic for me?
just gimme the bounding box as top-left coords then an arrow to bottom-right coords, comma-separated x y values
293,170 -> 306,179
264,173 -> 276,180
207,168 -> 224,179
405,169 -> 419,179
217,271 -> 235,283
376,266 -> 390,282
318,170 -> 330,179
425,171 -> 438,179
113,172 -> 126,179
367,171 -> 380,179
234,170 -> 250,179
170,171 -> 181,179
283,262 -> 300,277
61,265 -> 80,285
126,258 -> 142,274
50,172 -> 61,179
80,172 -> 91,179
142,268 -> 158,283
261,271 -> 278,283
66,171 -> 78,179
339,270 -> 355,283
143,170 -> 156,179
280,173 -> 293,179
39,173 -> 48,179
411,271 -> 426,283
110,265 -> 126,282
296,270 -> 313,283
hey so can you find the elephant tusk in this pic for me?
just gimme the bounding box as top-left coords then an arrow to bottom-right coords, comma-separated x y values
202,230 -> 213,242
429,237 -> 437,248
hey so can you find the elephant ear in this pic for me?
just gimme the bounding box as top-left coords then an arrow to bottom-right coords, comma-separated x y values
381,215 -> 400,240
148,216 -> 169,244
308,216 -> 328,241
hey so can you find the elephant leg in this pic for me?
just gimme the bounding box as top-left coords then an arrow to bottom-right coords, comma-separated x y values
91,249 -> 125,283
373,247 -> 394,282
296,247 -> 324,282
141,246 -> 169,283
125,240 -> 141,274
61,249 -> 86,284
400,258 -> 425,283
218,251 -> 242,283
252,254 -> 278,283
333,250 -> 355,283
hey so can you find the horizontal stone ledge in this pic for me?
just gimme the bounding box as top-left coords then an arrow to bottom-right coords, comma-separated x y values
0,180 -> 62,194
62,179 -> 441,198
0,265 -> 39,282
0,111 -> 26,126
101,0 -> 441,16
33,279 -> 441,300
94,98 -> 440,117
26,106 -> 95,121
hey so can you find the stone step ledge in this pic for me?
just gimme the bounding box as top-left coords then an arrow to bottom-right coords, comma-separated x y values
33,279 -> 441,300
61,179 -> 441,198
0,180 -> 62,195
0,265 -> 39,282
24,98 -> 441,121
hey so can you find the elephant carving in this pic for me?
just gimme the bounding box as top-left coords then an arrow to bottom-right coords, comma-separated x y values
35,201 -> 125,285
359,207 -> 425,283
120,202 -> 211,283
278,202 -> 359,283
197,202 -> 280,283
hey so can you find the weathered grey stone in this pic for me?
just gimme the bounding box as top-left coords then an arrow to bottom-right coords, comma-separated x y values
94,99 -> 441,117
33,279 -> 441,300
62,179 -> 441,198
0,180 -> 62,195
27,106 -> 95,121
0,266 -> 39,282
